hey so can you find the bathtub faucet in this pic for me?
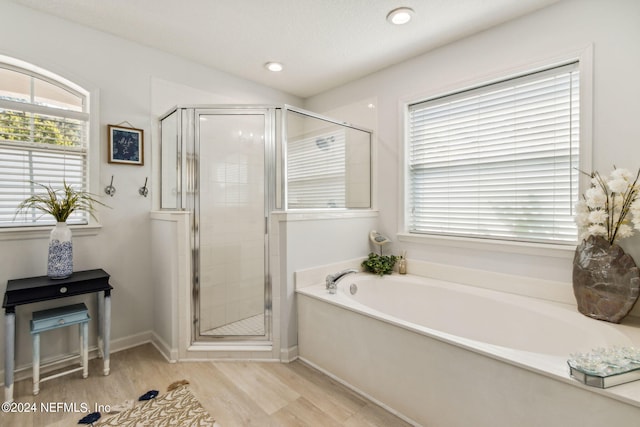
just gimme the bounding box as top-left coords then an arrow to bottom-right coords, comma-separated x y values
326,269 -> 359,294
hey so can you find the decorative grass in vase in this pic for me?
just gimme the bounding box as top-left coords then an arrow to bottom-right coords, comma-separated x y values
16,181 -> 106,278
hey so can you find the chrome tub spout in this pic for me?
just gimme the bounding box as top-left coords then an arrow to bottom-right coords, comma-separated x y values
326,268 -> 359,294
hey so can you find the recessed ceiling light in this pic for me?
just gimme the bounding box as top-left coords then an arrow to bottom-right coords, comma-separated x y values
265,62 -> 283,72
386,7 -> 414,25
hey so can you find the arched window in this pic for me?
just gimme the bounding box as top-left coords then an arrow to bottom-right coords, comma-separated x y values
0,58 -> 90,227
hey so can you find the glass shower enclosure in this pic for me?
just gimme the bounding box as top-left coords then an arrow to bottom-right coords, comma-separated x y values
159,105 -> 371,344
160,106 -> 275,342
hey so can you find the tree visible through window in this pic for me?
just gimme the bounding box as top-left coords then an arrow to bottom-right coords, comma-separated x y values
0,111 -> 79,146
0,61 -> 90,227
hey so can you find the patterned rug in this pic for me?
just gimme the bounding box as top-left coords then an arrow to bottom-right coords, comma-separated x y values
95,384 -> 216,426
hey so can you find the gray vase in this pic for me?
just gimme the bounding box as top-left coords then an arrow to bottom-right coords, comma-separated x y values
572,235 -> 640,323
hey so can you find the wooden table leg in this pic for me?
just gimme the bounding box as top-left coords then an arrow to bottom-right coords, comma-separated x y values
103,291 -> 111,375
4,310 -> 15,403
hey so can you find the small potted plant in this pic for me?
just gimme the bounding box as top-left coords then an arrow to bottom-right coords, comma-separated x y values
362,230 -> 399,276
16,181 -> 106,279
361,252 -> 398,276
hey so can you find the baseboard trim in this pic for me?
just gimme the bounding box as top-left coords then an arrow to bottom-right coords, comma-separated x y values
109,330 -> 153,353
297,356 -> 420,427
280,345 -> 298,362
0,330 -> 154,387
150,332 -> 178,363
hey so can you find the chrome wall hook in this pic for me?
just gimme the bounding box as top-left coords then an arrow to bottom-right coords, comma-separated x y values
104,175 -> 116,197
138,177 -> 149,197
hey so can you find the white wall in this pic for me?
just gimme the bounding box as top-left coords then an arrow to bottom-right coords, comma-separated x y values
275,212 -> 378,355
0,1 -> 300,373
306,0 -> 640,288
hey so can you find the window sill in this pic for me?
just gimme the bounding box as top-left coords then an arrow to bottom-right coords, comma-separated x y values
0,224 -> 102,241
272,209 -> 378,222
397,232 -> 576,259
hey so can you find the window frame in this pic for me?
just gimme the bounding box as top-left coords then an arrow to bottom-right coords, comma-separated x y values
0,55 -> 101,239
399,48 -> 593,257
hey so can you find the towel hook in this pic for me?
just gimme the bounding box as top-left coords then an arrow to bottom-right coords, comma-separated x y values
139,177 -> 149,197
104,175 -> 116,197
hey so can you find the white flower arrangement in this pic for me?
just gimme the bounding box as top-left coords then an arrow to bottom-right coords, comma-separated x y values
575,167 -> 640,244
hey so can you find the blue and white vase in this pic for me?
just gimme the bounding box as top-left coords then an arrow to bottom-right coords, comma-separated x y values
48,222 -> 73,279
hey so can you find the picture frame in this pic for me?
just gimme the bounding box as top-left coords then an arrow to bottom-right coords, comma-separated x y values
108,124 -> 144,165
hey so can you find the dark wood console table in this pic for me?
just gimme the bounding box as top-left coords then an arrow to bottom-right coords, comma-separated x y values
3,269 -> 112,403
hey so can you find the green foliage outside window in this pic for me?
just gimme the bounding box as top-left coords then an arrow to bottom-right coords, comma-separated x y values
0,110 -> 78,146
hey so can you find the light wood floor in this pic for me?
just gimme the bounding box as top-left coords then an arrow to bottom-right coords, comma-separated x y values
1,343 -> 413,426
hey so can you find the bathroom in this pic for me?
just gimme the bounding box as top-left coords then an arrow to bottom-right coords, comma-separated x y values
1,0 -> 640,425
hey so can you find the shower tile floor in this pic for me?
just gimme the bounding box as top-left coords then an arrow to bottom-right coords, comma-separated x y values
203,313 -> 265,336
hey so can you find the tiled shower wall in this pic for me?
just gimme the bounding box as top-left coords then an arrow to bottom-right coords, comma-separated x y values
198,114 -> 266,332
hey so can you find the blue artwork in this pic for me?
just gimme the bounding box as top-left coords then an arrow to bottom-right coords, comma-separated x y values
112,129 -> 140,162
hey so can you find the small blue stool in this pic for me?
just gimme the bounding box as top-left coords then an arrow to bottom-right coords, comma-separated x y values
30,303 -> 90,395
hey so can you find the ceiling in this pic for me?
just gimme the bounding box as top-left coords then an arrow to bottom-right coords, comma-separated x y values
11,0 -> 560,98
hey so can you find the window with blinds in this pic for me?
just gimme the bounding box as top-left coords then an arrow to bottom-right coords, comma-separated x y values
0,63 -> 89,227
287,129 -> 346,209
407,62 -> 580,244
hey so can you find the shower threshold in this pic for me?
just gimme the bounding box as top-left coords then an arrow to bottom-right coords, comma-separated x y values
202,314 -> 265,336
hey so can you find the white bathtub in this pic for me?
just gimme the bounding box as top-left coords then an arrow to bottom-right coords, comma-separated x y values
296,273 -> 640,427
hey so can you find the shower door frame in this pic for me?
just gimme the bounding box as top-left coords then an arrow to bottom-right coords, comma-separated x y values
188,106 -> 276,344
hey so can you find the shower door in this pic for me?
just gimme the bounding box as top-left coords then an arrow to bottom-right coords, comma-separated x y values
194,108 -> 272,341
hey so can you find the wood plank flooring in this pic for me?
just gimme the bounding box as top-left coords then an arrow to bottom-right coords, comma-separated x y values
1,343 -> 413,426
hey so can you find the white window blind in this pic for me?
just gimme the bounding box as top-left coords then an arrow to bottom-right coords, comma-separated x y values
407,62 -> 580,244
0,63 -> 89,227
287,130 -> 346,208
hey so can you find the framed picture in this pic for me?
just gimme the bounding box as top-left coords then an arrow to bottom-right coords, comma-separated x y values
108,124 -> 144,165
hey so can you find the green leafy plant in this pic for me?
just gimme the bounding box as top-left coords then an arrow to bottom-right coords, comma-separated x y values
361,252 -> 398,276
16,181 -> 107,222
